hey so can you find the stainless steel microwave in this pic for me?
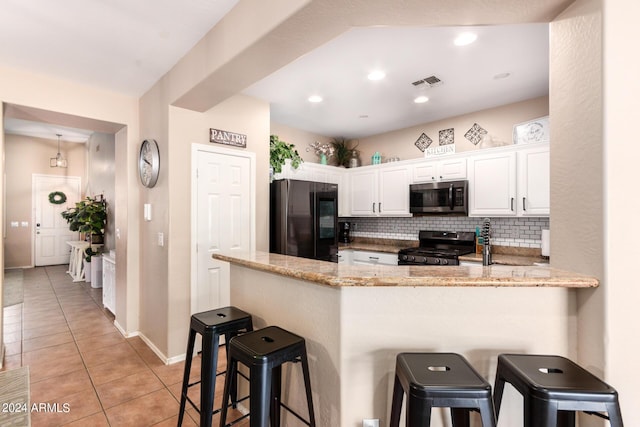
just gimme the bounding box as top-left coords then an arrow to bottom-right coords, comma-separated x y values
409,180 -> 469,215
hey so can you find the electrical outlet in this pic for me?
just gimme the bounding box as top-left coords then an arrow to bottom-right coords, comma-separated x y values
363,419 -> 379,427
157,232 -> 164,247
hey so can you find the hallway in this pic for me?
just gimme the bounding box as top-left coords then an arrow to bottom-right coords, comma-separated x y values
2,265 -> 243,426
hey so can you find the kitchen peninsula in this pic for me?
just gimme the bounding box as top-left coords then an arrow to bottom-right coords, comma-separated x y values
213,251 -> 597,426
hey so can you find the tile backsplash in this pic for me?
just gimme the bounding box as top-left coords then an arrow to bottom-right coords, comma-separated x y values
343,216 -> 549,249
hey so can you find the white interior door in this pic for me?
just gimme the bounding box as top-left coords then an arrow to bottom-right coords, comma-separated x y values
192,146 -> 255,314
33,174 -> 81,266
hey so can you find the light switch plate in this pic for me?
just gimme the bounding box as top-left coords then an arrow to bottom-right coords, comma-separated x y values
10,221 -> 18,228
21,221 -> 28,227
144,203 -> 152,221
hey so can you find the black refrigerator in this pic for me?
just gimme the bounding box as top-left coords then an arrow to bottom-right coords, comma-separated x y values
270,179 -> 339,262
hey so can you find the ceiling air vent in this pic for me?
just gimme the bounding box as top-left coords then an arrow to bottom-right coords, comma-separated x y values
411,75 -> 443,87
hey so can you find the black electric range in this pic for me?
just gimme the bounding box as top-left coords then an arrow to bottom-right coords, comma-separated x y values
398,230 -> 475,266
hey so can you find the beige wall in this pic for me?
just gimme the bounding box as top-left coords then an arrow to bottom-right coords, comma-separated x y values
272,96 -> 548,168
344,96 -> 549,165
137,70 -> 272,359
603,0 -> 640,422
550,0 -> 604,407
137,81 -> 170,354
86,132 -> 116,252
0,65 -> 139,337
167,96 -> 270,358
4,134 -> 87,268
270,122 -> 333,163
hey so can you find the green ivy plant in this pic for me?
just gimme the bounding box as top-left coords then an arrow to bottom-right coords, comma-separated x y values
270,135 -> 303,173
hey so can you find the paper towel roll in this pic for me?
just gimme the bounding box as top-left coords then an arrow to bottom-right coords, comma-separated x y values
541,229 -> 550,257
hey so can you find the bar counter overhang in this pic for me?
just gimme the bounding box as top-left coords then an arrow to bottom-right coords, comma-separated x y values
212,251 -> 597,427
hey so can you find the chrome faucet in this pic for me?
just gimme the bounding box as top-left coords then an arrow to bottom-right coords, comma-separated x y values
482,218 -> 492,266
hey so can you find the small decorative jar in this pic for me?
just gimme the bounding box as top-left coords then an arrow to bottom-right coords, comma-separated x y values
348,150 -> 360,168
320,153 -> 328,165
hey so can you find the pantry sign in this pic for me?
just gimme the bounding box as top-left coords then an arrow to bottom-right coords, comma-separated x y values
209,128 -> 247,148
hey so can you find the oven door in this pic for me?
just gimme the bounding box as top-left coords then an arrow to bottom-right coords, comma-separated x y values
409,180 -> 468,215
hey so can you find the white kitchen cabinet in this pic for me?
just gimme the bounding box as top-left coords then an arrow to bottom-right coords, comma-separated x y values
468,150 -> 517,216
350,165 -> 410,216
412,157 -> 467,183
102,253 -> 116,314
517,145 -> 550,216
337,250 -> 353,264
351,250 -> 398,266
469,144 -> 549,217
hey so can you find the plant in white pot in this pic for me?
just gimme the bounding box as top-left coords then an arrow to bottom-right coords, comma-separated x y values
61,196 -> 107,283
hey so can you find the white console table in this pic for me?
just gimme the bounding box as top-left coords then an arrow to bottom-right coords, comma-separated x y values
66,241 -> 103,282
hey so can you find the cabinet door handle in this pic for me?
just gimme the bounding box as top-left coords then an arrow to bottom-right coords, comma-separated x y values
523,197 -> 526,211
378,202 -> 381,212
372,202 -> 375,213
369,256 -> 379,260
511,197 -> 514,211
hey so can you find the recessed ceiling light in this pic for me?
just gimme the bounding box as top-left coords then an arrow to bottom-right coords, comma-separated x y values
367,70 -> 386,81
414,96 -> 429,104
308,95 -> 323,103
494,72 -> 511,80
454,32 -> 478,46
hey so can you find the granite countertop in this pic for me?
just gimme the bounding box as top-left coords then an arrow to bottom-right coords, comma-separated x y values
213,251 -> 598,288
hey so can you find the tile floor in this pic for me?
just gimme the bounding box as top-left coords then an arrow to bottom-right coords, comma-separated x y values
2,265 -> 248,426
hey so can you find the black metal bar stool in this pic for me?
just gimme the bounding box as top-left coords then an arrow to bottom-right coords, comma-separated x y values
177,306 -> 253,427
390,352 -> 496,427
493,354 -> 624,427
219,325 -> 316,427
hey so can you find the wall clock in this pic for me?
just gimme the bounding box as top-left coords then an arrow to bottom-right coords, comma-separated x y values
139,139 -> 160,188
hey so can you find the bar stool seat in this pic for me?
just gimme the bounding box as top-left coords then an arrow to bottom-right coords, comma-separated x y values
219,325 -> 316,427
177,306 -> 253,427
493,354 -> 624,427
390,352 -> 496,427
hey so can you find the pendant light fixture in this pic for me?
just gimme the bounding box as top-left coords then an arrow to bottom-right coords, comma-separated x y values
50,134 -> 67,168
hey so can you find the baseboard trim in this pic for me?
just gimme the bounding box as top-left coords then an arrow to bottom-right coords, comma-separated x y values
135,332 -> 186,365
114,320 -> 138,338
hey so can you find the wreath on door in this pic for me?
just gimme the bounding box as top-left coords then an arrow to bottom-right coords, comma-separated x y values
48,191 -> 67,205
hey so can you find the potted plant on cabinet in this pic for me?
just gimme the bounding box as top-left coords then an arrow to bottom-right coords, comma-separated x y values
61,196 -> 107,282
270,135 -> 303,177
330,137 -> 359,167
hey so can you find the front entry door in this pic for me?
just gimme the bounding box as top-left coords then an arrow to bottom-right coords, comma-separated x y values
193,146 -> 254,314
33,174 -> 81,266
